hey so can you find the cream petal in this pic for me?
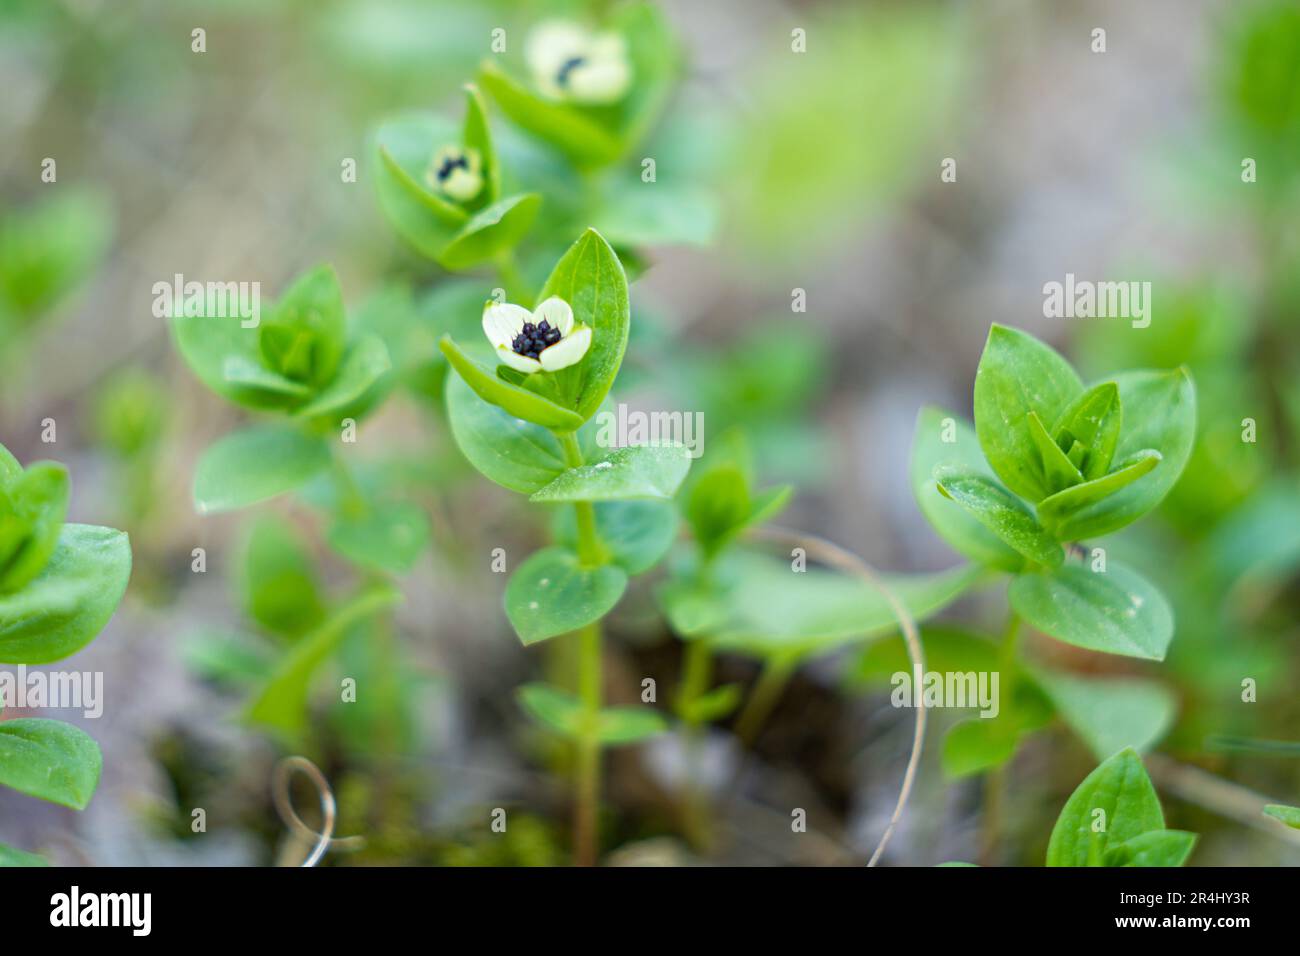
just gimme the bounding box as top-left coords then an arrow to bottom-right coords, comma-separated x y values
497,345 -> 542,374
442,168 -> 482,202
539,325 -> 591,371
567,60 -> 632,103
526,21 -> 589,79
482,303 -> 531,349
532,296 -> 574,336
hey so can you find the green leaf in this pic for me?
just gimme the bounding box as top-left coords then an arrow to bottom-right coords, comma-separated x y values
173,310 -> 296,412
973,325 -> 1084,502
478,60 -> 623,167
193,424 -> 332,514
666,552 -> 984,661
0,843 -> 49,867
1027,411 -> 1084,494
504,546 -> 628,646
1009,560 -> 1174,660
444,370 -> 571,493
1046,748 -> 1166,867
517,683 -> 585,738
1036,450 -> 1162,537
1034,670 -> 1176,761
1103,829 -> 1197,867
678,683 -> 743,724
942,718 -> 1020,778
1043,369 -> 1196,539
439,335 -> 585,431
530,445 -> 691,503
246,585 -> 403,736
684,465 -> 750,556
439,193 -> 541,270
553,500 -> 677,575
1052,381 -> 1122,480
910,408 -> 1025,572
327,501 -> 429,575
0,718 -> 101,810
934,467 -> 1064,567
373,112 -> 469,260
517,683 -> 666,745
1263,804 -> 1300,828
534,229 -> 630,422
462,83 -> 500,203
0,524 -> 131,665
292,334 -> 392,421
259,265 -> 347,388
0,461 -> 70,593
597,707 -> 668,744
240,516 -> 325,639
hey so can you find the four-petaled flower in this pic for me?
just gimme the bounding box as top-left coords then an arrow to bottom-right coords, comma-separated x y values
426,145 -> 483,203
526,21 -> 631,104
483,296 -> 592,374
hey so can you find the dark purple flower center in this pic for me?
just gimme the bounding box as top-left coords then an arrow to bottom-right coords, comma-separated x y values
436,153 -> 469,182
556,56 -> 586,87
511,319 -> 562,360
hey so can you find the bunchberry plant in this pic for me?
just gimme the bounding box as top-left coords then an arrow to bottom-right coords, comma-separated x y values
896,324 -> 1197,855
440,227 -> 690,866
0,442 -> 131,866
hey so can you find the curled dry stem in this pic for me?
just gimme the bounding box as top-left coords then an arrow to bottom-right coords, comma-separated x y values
750,526 -> 925,867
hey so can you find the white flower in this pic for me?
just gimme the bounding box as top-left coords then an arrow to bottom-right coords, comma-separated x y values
425,145 -> 483,203
482,296 -> 592,374
526,20 -> 632,104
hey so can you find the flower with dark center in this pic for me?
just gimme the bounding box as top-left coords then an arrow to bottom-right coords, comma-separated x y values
425,145 -> 483,203
483,297 -> 591,373
526,21 -> 631,104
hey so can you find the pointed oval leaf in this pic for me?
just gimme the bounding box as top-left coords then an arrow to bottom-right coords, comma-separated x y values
504,546 -> 628,646
0,718 -> 102,810
1103,829 -> 1196,867
1263,804 -> 1300,829
444,371 -> 571,493
934,466 -> 1063,567
1042,369 -> 1196,540
439,336 -> 585,431
529,445 -> 691,503
1052,381 -> 1122,480
1028,410 -> 1084,495
193,424 -> 331,514
0,843 -> 49,867
462,83 -> 500,203
1036,450 -> 1162,538
439,193 -> 541,270
973,324 -> 1083,502
535,229 -> 630,422
517,682 -> 585,739
1046,747 -> 1165,867
1009,560 -> 1173,661
0,524 -> 131,665
910,407 -> 1025,571
1034,669 -> 1176,760
292,334 -> 392,421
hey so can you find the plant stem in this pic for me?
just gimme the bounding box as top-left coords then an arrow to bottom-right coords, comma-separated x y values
980,610 -> 1021,865
557,429 -> 606,865
677,639 -> 714,849
574,619 -> 602,867
733,657 -> 794,748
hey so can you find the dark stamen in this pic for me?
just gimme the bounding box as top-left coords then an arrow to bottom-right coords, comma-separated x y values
511,321 -> 565,360
556,56 -> 586,87
436,154 -> 469,181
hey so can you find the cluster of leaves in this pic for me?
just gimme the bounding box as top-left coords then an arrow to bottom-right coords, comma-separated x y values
0,443 -> 131,867
878,325 -> 1196,779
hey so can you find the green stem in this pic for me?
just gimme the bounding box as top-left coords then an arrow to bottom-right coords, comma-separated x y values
733,657 -> 794,748
678,639 -> 715,849
574,620 -> 602,867
556,429 -> 607,865
980,610 -> 1021,865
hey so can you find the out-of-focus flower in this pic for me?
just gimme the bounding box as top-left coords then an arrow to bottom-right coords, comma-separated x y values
526,21 -> 631,104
